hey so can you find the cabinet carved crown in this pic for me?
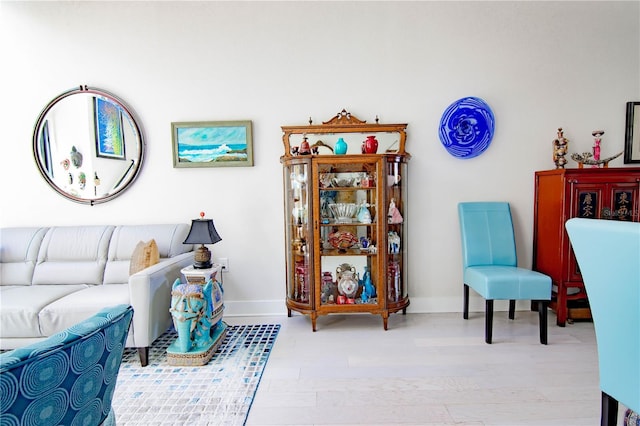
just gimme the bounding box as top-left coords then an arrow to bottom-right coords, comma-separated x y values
281,109 -> 408,158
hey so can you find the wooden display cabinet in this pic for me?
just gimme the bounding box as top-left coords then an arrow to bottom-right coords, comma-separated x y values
533,167 -> 640,326
281,110 -> 410,330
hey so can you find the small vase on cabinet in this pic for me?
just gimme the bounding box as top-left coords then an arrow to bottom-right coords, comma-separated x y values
334,137 -> 348,155
362,135 -> 379,154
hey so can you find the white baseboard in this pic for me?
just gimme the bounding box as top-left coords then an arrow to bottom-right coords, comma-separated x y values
222,297 -> 536,317
223,300 -> 287,317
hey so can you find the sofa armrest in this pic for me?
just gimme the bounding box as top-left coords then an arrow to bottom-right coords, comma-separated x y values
127,252 -> 194,347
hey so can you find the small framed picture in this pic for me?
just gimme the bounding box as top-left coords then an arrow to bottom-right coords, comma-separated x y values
94,97 -> 126,160
624,101 -> 640,164
172,120 -> 253,168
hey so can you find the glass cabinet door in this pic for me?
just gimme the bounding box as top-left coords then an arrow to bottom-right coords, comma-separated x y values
385,157 -> 408,305
283,159 -> 313,310
314,159 -> 382,309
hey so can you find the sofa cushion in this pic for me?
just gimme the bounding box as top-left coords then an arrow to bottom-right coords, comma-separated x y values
0,285 -> 88,338
32,226 -> 115,285
104,224 -> 192,285
38,284 -> 132,341
0,227 -> 49,286
129,239 -> 159,275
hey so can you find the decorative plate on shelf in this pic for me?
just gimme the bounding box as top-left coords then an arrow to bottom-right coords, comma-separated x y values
328,231 -> 359,250
439,96 -> 495,159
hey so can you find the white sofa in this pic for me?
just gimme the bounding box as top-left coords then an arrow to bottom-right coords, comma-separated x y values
0,224 -> 194,366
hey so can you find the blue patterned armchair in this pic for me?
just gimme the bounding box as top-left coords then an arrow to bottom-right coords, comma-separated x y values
0,304 -> 133,426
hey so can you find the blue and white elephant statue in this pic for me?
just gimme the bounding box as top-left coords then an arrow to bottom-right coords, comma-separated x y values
169,278 -> 224,354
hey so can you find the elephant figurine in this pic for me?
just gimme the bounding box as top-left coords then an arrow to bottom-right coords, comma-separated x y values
169,278 -> 224,354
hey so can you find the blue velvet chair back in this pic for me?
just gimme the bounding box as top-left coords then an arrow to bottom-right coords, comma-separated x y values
0,304 -> 133,426
459,202 -> 518,268
566,218 -> 640,423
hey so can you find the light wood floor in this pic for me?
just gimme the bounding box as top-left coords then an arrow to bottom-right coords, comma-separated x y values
226,310 -> 625,425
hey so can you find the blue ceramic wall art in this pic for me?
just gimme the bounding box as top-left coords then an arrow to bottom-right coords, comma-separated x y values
439,96 -> 495,159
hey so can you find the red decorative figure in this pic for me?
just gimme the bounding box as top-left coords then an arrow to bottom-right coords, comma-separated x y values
299,136 -> 311,155
592,130 -> 604,168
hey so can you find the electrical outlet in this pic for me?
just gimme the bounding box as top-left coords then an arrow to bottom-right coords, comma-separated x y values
217,258 -> 229,271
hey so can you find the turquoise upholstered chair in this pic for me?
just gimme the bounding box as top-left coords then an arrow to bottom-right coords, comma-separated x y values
566,218 -> 640,426
458,202 -> 551,344
0,304 -> 133,426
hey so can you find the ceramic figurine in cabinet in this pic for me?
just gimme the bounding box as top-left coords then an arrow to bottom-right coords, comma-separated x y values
359,236 -> 371,251
388,231 -> 400,254
360,266 -> 376,302
388,199 -> 403,224
357,203 -> 372,223
321,272 -> 336,304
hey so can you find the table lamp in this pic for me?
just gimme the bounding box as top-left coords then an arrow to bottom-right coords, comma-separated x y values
183,212 -> 222,269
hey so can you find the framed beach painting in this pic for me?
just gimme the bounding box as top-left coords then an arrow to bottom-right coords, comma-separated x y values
172,120 -> 254,168
94,97 -> 126,160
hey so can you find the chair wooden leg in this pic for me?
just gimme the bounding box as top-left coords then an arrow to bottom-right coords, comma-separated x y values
601,391 -> 618,426
538,301 -> 548,345
508,300 -> 516,320
485,299 -> 493,344
463,284 -> 469,319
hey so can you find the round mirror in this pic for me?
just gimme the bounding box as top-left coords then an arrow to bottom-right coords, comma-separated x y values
33,85 -> 145,205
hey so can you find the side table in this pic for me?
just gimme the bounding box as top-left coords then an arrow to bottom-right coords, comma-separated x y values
167,264 -> 226,366
180,264 -> 222,285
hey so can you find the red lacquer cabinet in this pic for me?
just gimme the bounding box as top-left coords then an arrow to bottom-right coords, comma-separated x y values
533,168 -> 640,326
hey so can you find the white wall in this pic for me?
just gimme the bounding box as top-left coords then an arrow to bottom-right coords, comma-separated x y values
1,1 -> 638,316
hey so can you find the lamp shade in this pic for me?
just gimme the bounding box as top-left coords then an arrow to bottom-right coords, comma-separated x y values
183,219 -> 222,245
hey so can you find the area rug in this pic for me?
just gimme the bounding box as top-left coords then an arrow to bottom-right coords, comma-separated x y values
112,323 -> 280,425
